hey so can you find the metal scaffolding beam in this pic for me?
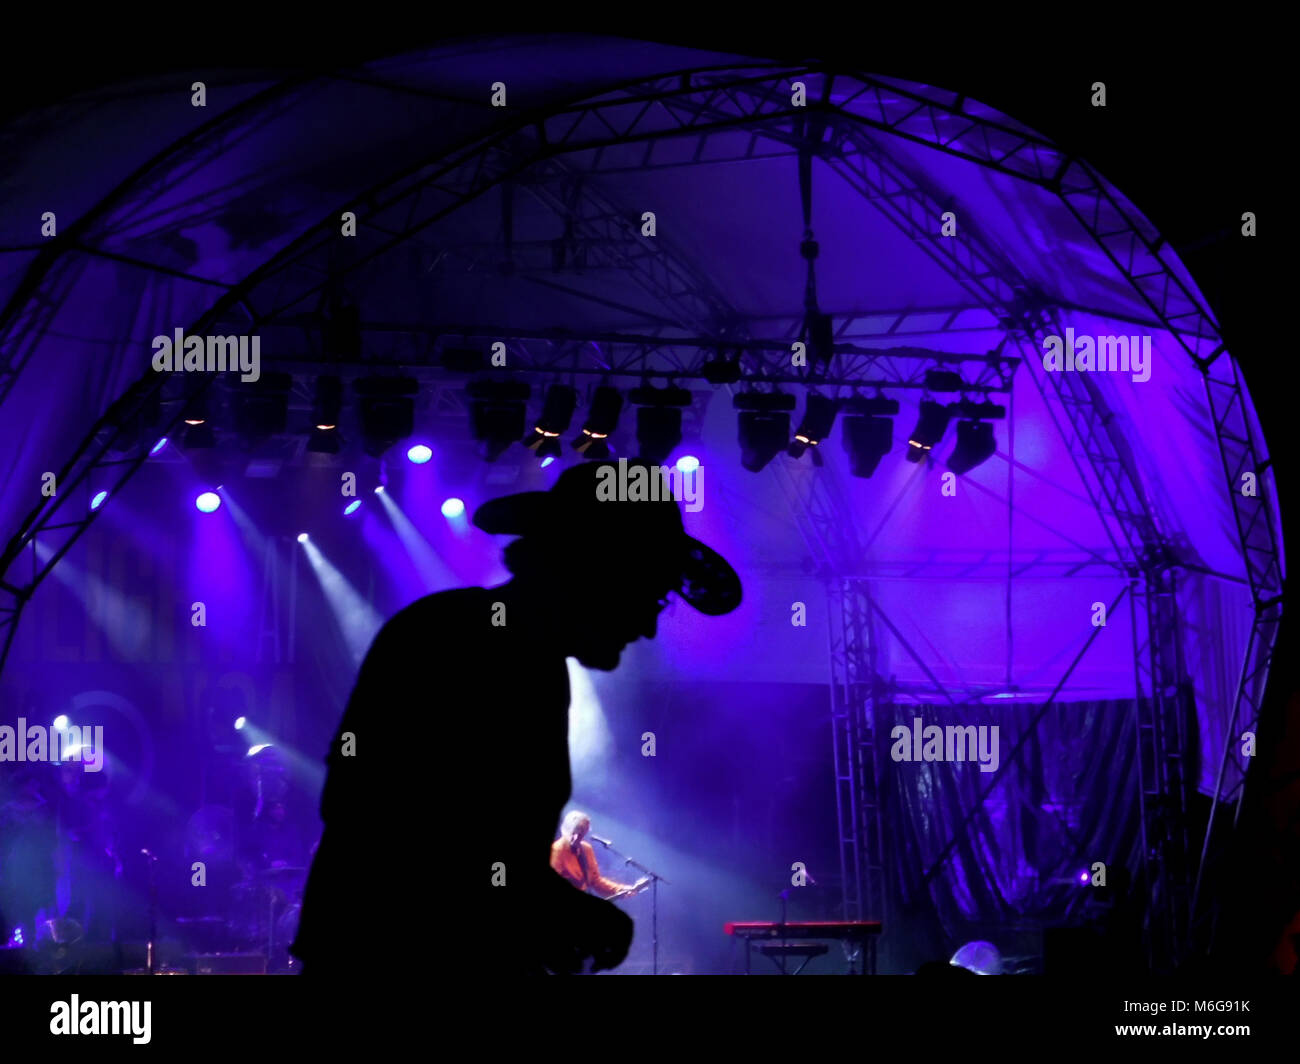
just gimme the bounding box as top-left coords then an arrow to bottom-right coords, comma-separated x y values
0,63 -> 1278,974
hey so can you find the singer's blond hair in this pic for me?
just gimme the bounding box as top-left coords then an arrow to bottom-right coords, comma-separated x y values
561,810 -> 591,838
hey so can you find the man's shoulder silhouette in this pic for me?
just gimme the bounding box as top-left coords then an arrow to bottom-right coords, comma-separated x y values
369,585 -> 490,651
323,583 -> 570,816
323,587 -> 507,818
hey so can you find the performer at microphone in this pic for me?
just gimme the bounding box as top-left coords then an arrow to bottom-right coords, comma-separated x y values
551,811 -> 648,899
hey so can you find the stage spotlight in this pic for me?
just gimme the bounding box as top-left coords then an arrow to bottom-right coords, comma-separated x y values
343,500 -> 362,516
676,455 -> 699,473
734,392 -> 795,472
297,533 -> 309,543
354,376 -> 418,458
526,430 -> 560,458
629,385 -> 691,465
246,743 -> 273,757
373,485 -> 384,495
842,417 -> 893,478
467,380 -> 531,461
946,419 -> 997,474
525,384 -> 578,459
788,393 -> 839,462
308,377 -> 344,453
441,497 -> 465,519
634,406 -> 682,465
312,375 -> 343,430
233,371 -> 291,446
573,386 -> 623,459
407,444 -> 433,465
150,437 -> 169,455
53,715 -> 69,731
737,413 -> 789,472
179,393 -> 217,451
905,400 -> 952,463
90,491 -> 108,511
195,492 -> 221,514
234,717 -> 247,731
183,396 -> 209,426
540,456 -> 556,468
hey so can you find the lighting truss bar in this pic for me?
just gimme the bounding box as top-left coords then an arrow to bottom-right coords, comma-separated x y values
243,319 -> 1019,392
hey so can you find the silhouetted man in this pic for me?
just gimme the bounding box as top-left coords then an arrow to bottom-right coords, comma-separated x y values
291,459 -> 739,974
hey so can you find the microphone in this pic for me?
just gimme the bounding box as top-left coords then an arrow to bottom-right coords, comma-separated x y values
590,834 -> 613,847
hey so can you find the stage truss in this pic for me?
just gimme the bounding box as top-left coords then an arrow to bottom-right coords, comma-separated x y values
0,62 -> 1280,971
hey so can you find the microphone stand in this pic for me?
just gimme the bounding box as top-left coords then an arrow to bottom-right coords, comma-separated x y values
593,838 -> 669,975
778,889 -> 790,975
141,849 -> 159,975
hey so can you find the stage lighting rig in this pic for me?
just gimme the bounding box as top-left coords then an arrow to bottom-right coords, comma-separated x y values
630,384 -> 691,465
233,372 -> 292,447
788,392 -> 839,465
467,379 -> 531,461
945,399 -> 1006,475
734,391 -> 795,472
183,395 -> 209,426
905,400 -> 953,464
573,385 -> 623,459
181,395 -> 216,449
312,375 -> 342,430
354,376 -> 418,458
947,421 -> 998,474
840,395 -> 899,478
307,374 -> 343,454
525,384 -> 578,459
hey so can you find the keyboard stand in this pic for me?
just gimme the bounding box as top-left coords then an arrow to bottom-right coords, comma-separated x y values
757,942 -> 829,975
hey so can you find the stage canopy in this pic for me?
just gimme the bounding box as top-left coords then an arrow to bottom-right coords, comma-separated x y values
0,36 -> 1279,792
0,38 -> 1283,972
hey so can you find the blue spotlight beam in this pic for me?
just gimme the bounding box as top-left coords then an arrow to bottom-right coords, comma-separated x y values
376,490 -> 457,589
298,537 -> 382,667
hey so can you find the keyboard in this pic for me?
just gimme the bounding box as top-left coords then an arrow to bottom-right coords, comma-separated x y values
724,920 -> 882,940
